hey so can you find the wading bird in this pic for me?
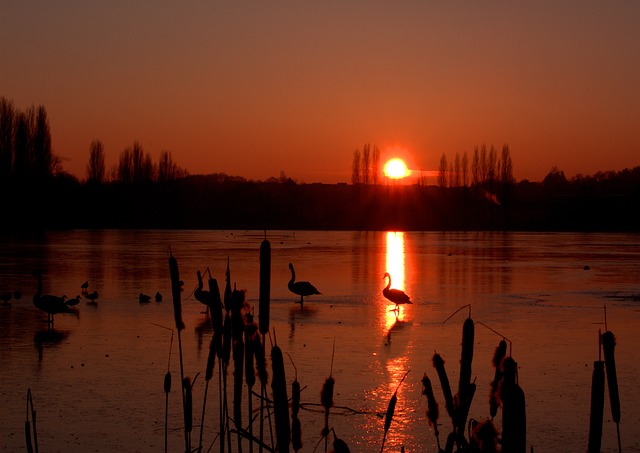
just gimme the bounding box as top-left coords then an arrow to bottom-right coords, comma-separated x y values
194,270 -> 211,315
32,270 -> 74,329
288,263 -> 320,308
155,291 -> 162,302
383,272 -> 412,314
81,281 -> 89,293
139,293 -> 151,303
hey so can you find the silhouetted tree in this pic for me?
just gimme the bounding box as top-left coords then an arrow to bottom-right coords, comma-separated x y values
372,145 -> 380,185
117,141 -> 154,184
351,148 -> 361,185
158,150 -> 187,182
0,97 -> 14,181
487,145 -> 497,192
87,139 -> 106,184
472,146 -> 480,186
462,151 -> 469,187
12,107 -> 35,181
438,153 -> 448,187
480,144 -> 488,186
32,106 -> 53,180
499,144 -> 514,196
454,152 -> 461,187
362,143 -> 371,185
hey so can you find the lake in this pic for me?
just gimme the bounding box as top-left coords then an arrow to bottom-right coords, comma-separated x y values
1,230 -> 639,452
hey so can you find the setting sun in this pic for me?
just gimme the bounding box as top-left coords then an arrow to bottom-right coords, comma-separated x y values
383,158 -> 410,179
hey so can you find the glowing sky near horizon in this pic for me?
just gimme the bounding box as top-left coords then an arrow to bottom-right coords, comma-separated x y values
2,2 -> 639,183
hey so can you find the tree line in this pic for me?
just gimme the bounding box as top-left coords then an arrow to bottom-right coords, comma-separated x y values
0,97 -> 59,184
1,97 -> 637,232
1,97 -> 188,187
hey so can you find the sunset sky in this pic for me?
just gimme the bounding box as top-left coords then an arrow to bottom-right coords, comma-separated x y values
2,2 -> 639,184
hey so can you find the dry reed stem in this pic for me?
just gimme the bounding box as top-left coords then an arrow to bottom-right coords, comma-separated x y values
259,238 -> 271,336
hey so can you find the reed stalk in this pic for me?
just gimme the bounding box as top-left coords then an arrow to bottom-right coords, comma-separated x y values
379,370 -> 410,453
169,250 -> 189,452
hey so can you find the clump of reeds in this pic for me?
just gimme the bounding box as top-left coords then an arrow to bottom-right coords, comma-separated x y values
380,370 -> 410,453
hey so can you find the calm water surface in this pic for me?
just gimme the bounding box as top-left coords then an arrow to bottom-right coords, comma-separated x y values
1,230 -> 639,452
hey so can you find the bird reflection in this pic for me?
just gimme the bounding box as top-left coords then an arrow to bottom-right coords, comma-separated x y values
288,263 -> 321,309
382,272 -> 412,316
384,318 -> 408,347
34,329 -> 70,361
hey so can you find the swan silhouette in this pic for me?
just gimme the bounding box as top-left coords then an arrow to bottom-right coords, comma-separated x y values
383,272 -> 412,314
32,270 -> 74,329
288,263 -> 320,308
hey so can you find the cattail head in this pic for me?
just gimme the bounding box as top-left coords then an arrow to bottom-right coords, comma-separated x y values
259,238 -> 271,336
492,340 -> 507,368
421,373 -> 439,431
164,371 -> 171,394
169,252 -> 184,331
321,376 -> 335,411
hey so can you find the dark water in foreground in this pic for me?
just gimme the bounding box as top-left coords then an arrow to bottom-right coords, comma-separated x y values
1,230 -> 639,452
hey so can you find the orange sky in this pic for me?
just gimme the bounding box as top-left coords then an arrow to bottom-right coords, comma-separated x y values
2,2 -> 639,183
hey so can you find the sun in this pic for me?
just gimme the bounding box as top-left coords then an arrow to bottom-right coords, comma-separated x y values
383,158 -> 410,179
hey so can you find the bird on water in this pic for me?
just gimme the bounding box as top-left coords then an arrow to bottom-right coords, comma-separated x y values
194,270 -> 212,315
85,290 -> 99,305
288,262 -> 320,308
32,270 -> 75,329
382,272 -> 412,314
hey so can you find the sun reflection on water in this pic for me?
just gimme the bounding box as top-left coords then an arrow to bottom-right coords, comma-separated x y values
383,232 -> 408,332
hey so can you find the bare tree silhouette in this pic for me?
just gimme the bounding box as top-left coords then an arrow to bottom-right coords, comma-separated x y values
87,140 -> 106,184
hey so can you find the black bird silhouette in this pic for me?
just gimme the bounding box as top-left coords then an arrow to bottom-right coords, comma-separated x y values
32,270 -> 74,329
383,272 -> 412,314
288,263 -> 320,308
155,291 -> 162,302
81,281 -> 89,293
65,295 -> 81,307
194,269 -> 212,315
85,290 -> 99,305
139,293 -> 151,303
